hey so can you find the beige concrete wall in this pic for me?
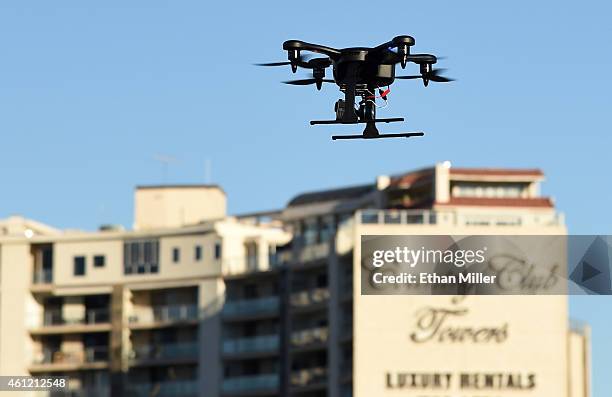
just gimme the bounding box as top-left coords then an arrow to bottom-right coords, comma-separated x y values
568,329 -> 590,397
53,239 -> 123,286
0,242 -> 33,376
50,233 -> 221,287
159,234 -> 222,279
134,186 -> 226,230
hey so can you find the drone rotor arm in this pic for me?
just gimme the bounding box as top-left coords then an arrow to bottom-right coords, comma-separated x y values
405,53 -> 438,65
283,40 -> 341,59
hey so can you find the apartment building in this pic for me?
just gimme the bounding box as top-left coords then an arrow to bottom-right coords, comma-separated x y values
0,164 -> 590,397
0,185 -> 289,397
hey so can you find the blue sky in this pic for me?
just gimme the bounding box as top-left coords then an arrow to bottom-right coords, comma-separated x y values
0,0 -> 611,393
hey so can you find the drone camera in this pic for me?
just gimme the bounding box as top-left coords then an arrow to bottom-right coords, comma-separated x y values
357,100 -> 376,121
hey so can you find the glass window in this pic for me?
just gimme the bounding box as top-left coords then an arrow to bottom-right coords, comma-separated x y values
74,256 -> 86,276
172,247 -> 180,263
195,245 -> 202,261
453,182 -> 527,199
123,239 -> 159,275
93,255 -> 105,268
320,215 -> 335,241
214,242 -> 222,260
303,218 -> 318,245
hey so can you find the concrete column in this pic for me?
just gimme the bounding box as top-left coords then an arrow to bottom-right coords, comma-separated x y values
110,285 -> 124,397
328,237 -> 340,397
0,243 -> 32,376
434,162 -> 451,203
199,279 -> 223,397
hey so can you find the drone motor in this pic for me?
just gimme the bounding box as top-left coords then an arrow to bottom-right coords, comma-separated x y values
288,49 -> 300,72
334,99 -> 345,121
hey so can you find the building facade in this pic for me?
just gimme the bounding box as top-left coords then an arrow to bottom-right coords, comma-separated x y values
0,164 -> 590,397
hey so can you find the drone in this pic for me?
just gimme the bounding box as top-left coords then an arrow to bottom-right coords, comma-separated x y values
257,36 -> 453,140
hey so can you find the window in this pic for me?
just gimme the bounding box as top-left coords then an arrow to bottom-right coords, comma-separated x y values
214,242 -> 222,260
195,245 -> 202,261
74,256 -> 86,276
320,215 -> 335,242
93,255 -> 105,268
123,239 -> 159,275
172,247 -> 180,263
451,182 -> 527,199
303,218 -> 318,245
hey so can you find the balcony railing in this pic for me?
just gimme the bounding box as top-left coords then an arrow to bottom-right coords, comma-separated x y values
32,269 -> 53,284
291,367 -> 327,387
358,209 -> 564,227
129,304 -> 199,325
34,346 -> 109,365
41,308 -> 110,327
291,326 -> 329,347
130,341 -> 198,361
222,296 -> 279,317
297,241 -> 330,263
222,374 -> 279,393
222,335 -> 279,355
290,288 -> 330,307
124,380 -> 198,397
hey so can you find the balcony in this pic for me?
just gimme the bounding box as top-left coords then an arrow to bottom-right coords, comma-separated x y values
30,308 -> 111,335
128,304 -> 199,329
291,327 -> 328,349
124,380 -> 198,397
29,346 -> 109,372
296,241 -> 330,264
222,374 -> 279,395
129,341 -> 199,365
222,296 -> 279,320
290,367 -> 328,389
358,209 -> 564,228
290,288 -> 330,309
222,335 -> 279,357
32,269 -> 53,284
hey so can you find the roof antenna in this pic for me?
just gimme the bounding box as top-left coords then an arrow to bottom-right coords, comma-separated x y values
154,154 -> 177,184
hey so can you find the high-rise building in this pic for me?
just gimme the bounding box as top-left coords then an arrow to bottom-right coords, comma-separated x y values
0,164 -> 590,397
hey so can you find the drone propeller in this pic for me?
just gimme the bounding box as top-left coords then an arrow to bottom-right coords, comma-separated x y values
255,54 -> 315,66
283,78 -> 334,90
255,61 -> 293,67
396,68 -> 454,86
283,78 -> 334,85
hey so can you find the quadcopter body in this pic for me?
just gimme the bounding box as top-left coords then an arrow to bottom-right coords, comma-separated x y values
258,36 -> 452,140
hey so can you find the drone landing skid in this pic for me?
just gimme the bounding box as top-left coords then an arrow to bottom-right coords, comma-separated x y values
332,132 -> 424,140
329,120 -> 424,141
